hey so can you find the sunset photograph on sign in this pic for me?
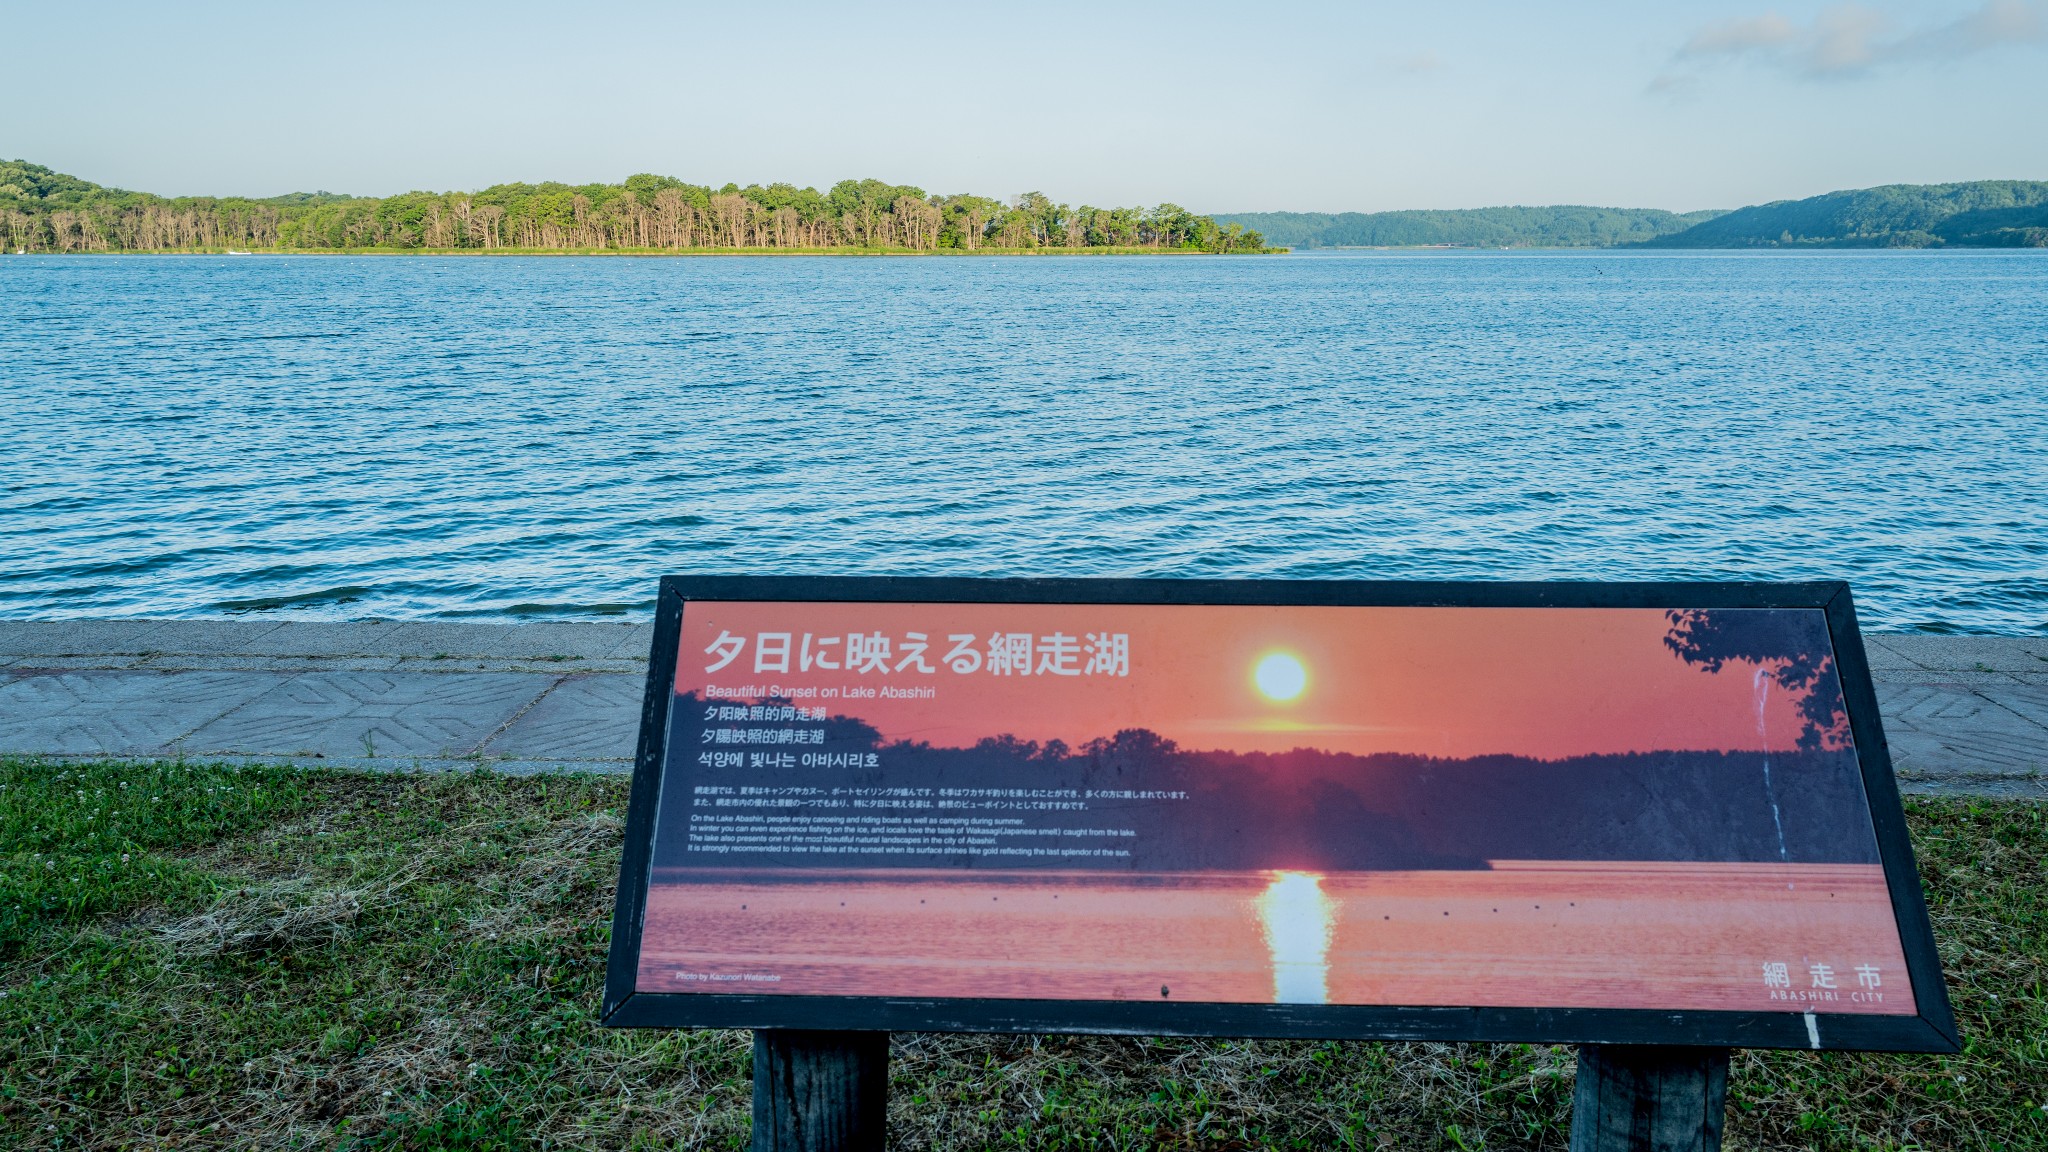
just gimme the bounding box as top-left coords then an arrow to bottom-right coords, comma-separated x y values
635,600 -> 1910,1017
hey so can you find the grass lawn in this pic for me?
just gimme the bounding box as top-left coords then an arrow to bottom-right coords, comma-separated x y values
1,758 -> 2042,1150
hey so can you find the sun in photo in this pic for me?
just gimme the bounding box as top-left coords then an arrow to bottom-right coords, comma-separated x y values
1252,650 -> 1309,704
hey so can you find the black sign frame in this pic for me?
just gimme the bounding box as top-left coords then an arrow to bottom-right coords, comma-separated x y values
601,575 -> 1957,1053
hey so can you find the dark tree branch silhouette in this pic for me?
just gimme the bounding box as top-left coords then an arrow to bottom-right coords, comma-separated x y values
1662,609 -> 1850,751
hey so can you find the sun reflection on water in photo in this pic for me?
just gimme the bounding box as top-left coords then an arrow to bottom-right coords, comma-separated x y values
1255,871 -> 1334,1004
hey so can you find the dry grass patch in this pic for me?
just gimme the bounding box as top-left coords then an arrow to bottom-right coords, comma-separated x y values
156,877 -> 376,957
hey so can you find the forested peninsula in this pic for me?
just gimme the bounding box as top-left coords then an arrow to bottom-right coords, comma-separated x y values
0,160 -> 1270,255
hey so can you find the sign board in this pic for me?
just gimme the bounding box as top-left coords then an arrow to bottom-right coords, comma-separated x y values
603,577 -> 1955,1052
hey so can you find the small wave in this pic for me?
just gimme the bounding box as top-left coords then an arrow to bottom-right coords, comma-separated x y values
213,585 -> 373,612
452,600 -> 654,619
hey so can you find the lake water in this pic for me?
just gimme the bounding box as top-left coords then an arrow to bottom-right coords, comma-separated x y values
3,251 -> 2044,633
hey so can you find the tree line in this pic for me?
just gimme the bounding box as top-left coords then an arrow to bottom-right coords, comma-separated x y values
0,161 -> 1269,254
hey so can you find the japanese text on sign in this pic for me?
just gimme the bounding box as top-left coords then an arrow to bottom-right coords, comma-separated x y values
704,629 -> 1130,677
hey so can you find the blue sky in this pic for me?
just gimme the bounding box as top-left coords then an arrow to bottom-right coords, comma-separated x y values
9,0 -> 2044,212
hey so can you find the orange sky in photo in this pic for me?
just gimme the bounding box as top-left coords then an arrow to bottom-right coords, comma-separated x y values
676,601 -> 1837,760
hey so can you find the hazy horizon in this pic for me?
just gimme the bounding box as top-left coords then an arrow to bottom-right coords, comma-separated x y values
18,149 -> 2044,217
25,151 -> 2046,217
10,1 -> 2044,215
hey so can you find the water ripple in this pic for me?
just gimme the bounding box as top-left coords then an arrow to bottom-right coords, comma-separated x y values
2,251 -> 2045,633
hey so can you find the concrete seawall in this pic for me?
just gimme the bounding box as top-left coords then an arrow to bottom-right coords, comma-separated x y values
1,620 -> 2042,796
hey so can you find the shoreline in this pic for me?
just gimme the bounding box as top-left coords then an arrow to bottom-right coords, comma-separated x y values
0,620 -> 2039,792
14,246 -> 2042,257
0,245 -> 1287,258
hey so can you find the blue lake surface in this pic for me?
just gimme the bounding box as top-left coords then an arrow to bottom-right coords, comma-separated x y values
2,250 -> 2044,633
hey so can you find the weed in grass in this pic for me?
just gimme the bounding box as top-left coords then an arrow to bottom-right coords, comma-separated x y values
0,759 -> 2041,1150
0,759 -> 316,953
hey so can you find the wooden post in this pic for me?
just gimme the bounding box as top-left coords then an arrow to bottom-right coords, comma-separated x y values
1570,1045 -> 1730,1152
752,1029 -> 889,1152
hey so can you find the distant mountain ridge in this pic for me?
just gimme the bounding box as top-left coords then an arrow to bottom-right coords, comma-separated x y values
1215,206 -> 1725,249
1639,180 -> 2048,249
1220,180 -> 2048,250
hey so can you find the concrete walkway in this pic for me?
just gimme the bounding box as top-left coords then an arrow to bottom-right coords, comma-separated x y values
1,621 -> 2042,796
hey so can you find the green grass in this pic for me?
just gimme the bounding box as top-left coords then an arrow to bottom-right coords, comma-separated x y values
1,758 -> 2041,1150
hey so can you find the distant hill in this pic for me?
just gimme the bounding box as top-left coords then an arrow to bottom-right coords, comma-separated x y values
1222,181 -> 2048,250
1641,181 -> 2048,248
1213,206 -> 1725,249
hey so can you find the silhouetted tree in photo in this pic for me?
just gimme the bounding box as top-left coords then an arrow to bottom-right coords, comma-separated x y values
662,673 -> 1879,870
1662,609 -> 1850,750
1081,728 -> 1180,765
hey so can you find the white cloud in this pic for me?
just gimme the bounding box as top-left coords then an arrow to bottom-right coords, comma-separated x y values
1679,14 -> 1799,56
1807,5 -> 1892,74
1904,0 -> 2047,57
1660,0 -> 2045,84
1644,72 -> 1701,96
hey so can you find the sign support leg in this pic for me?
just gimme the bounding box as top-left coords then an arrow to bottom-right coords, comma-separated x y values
1570,1044 -> 1730,1152
751,1029 -> 889,1152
